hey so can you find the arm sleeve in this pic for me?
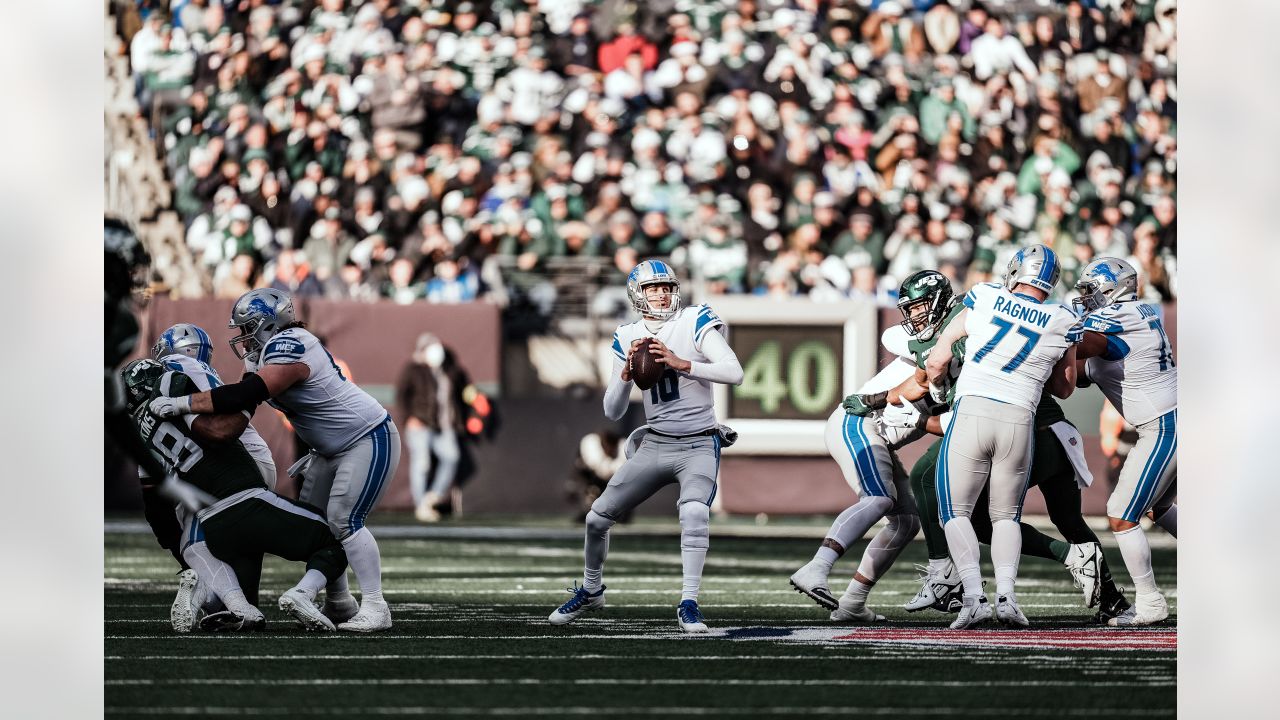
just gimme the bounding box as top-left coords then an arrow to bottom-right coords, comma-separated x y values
602,358 -> 632,421
688,328 -> 744,385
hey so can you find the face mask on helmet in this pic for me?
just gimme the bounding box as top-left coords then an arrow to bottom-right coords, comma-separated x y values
896,271 -> 954,341
228,317 -> 267,361
121,359 -> 165,414
626,261 -> 682,321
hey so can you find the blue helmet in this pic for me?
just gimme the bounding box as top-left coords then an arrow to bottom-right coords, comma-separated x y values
1004,244 -> 1060,295
626,260 -> 681,320
152,323 -> 214,364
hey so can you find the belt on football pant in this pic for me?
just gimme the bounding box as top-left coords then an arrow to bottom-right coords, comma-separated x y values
647,427 -> 719,440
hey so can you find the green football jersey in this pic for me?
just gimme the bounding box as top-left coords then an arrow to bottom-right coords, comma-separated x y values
907,300 -> 1066,422
129,371 -> 265,500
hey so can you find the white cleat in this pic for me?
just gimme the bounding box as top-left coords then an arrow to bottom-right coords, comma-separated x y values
1107,591 -> 1169,627
995,593 -> 1030,627
789,560 -> 838,611
278,588 -> 336,632
170,569 -> 201,633
548,584 -> 606,625
322,593 -> 360,624
676,599 -> 709,633
1063,542 -> 1104,608
950,594 -> 993,630
199,609 -> 257,633
337,598 -> 393,632
830,598 -> 885,623
904,561 -> 963,613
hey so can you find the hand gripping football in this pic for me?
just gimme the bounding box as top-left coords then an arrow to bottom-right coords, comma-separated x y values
630,338 -> 665,391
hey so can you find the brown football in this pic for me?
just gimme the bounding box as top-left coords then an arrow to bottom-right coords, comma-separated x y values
629,337 -> 665,391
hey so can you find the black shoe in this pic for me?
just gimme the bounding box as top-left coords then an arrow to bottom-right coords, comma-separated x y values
1093,590 -> 1132,624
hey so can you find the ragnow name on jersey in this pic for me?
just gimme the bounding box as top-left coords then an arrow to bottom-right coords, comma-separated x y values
611,304 -> 724,436
955,282 -> 1080,412
247,327 -> 388,456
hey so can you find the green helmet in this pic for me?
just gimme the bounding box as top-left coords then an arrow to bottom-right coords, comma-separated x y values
121,358 -> 166,414
897,270 -> 955,342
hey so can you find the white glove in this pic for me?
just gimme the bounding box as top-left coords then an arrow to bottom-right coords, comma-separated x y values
928,380 -> 948,405
148,395 -> 192,418
879,397 -> 922,430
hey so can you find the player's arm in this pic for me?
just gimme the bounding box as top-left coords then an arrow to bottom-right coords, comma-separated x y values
150,362 -> 310,417
1073,330 -> 1108,360
843,367 -> 928,416
925,308 -> 969,391
675,329 -> 743,385
603,339 -> 641,421
190,410 -> 252,444
1047,345 -> 1077,399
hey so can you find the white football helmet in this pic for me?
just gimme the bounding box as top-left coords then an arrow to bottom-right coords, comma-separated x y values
153,323 -> 214,363
228,288 -> 297,362
1072,257 -> 1139,315
1004,244 -> 1060,295
626,260 -> 681,321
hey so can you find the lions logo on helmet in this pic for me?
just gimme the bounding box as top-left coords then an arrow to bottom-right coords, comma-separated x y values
121,358 -> 166,414
1072,257 -> 1139,315
626,260 -> 681,321
228,288 -> 298,362
1004,244 -> 1061,295
897,270 -> 955,341
153,323 -> 214,364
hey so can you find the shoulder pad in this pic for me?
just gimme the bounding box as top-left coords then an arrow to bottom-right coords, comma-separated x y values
693,304 -> 724,343
880,325 -> 911,359
261,334 -> 308,363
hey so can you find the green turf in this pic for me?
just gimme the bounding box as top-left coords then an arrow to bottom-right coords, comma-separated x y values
105,522 -> 1176,718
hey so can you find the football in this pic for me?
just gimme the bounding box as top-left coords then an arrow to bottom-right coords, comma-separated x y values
629,337 -> 664,391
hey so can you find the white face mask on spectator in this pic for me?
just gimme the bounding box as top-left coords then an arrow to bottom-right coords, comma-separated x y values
424,344 -> 445,368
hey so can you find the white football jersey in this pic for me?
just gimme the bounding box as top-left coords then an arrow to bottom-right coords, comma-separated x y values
611,304 -> 726,435
954,282 -> 1080,412
1082,301 -> 1177,426
159,353 -> 273,469
247,328 -> 388,456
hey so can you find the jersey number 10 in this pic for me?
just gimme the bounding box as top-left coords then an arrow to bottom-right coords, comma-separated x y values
649,369 -> 680,404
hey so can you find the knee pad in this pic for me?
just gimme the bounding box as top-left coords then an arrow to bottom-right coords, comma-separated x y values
678,502 -> 710,550
862,495 -> 895,519
585,510 -> 615,536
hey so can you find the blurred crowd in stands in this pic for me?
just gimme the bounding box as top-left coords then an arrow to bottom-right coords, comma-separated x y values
117,0 -> 1177,313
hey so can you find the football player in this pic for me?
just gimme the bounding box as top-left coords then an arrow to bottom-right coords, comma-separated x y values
1072,257 -> 1177,626
152,324 -> 280,631
787,325 -> 924,622
925,245 -> 1081,628
122,359 -> 349,631
548,261 -> 743,632
147,289 -> 397,632
849,269 -> 1130,622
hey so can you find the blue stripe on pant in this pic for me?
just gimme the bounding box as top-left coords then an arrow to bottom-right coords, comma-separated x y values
842,414 -> 887,497
936,400 -> 959,523
705,434 -> 721,507
1122,410 -> 1177,522
1012,421 -> 1037,522
347,420 -> 392,532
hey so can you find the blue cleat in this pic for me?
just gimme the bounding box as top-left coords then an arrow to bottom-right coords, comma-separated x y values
677,599 -> 709,633
548,583 -> 606,625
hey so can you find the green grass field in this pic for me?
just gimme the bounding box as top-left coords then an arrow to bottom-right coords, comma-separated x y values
105,518 -> 1176,718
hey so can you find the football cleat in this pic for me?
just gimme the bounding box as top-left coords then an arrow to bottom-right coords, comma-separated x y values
950,595 -> 993,630
995,594 -> 1030,627
322,593 -> 360,624
677,599 -> 709,633
1093,590 -> 1132,624
200,610 -> 249,633
1107,591 -> 1168,627
278,588 -> 336,632
904,561 -> 963,613
548,584 -> 606,625
830,598 -> 885,623
789,560 -> 838,611
170,569 -> 202,633
337,598 -> 393,633
1063,542 -> 1104,608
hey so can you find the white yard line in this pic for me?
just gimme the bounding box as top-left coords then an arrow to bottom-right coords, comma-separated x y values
106,677 -> 1172,688
103,706 -> 1175,717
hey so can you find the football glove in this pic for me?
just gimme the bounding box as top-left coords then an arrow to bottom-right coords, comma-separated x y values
148,395 -> 191,418
879,397 -> 923,430
842,391 -> 888,416
928,380 -> 948,406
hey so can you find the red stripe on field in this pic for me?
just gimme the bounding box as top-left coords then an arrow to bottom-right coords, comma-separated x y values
831,628 -> 1177,651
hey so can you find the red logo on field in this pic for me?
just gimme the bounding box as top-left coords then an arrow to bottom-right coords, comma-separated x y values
832,627 -> 1176,651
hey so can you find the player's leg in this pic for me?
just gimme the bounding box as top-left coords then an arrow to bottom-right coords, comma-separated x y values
1106,410 -> 1177,626
937,399 -> 996,629
904,438 -> 962,613
671,434 -> 724,633
295,454 -> 356,619
985,407 -> 1035,627
179,509 -> 264,630
324,419 -> 401,632
834,457 -> 920,623
1149,480 -> 1178,538
550,436 -> 672,625
792,412 -> 897,611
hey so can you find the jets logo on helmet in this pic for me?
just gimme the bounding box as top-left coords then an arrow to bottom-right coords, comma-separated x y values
121,358 -> 166,414
897,270 -> 955,341
1004,244 -> 1060,295
229,288 -> 297,362
626,260 -> 682,321
153,323 -> 214,364
1072,257 -> 1139,315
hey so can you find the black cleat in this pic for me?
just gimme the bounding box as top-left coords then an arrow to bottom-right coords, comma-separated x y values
1093,590 -> 1132,624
